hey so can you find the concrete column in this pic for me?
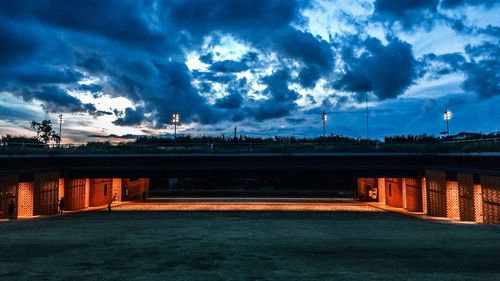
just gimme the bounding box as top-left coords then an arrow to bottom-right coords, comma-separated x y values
446,180 -> 460,220
377,178 -> 386,203
84,178 -> 90,208
402,178 -> 407,209
473,183 -> 483,223
112,178 -> 123,202
17,182 -> 34,217
421,177 -> 428,214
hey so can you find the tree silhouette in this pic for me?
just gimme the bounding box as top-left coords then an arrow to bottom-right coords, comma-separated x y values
30,120 -> 61,144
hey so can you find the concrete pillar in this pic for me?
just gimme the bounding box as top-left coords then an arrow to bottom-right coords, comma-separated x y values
473,183 -> 483,223
84,179 -> 90,208
446,180 -> 460,220
17,182 -> 34,217
112,178 -> 123,202
402,178 -> 407,209
421,177 -> 428,214
377,178 -> 386,203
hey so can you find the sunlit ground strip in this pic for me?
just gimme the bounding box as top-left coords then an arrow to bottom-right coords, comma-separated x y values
112,202 -> 384,212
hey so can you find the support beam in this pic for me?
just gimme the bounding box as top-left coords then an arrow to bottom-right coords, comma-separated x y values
422,177 -> 428,214
377,178 -> 386,203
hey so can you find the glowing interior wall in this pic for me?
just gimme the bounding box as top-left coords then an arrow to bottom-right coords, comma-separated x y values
122,178 -> 149,201
89,178 -> 113,207
385,178 -> 403,208
356,178 -> 378,200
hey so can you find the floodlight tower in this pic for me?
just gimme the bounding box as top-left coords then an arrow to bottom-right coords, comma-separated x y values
443,109 -> 452,136
172,113 -> 180,140
58,113 -> 63,146
321,111 -> 327,138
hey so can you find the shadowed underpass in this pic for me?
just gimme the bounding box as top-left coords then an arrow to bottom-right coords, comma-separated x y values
0,202 -> 499,280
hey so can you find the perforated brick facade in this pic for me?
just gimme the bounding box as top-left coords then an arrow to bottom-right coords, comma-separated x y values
17,182 -> 34,217
34,172 -> 59,215
65,178 -> 87,210
421,177 -> 427,214
404,178 -> 423,212
425,170 -> 447,217
0,175 -> 19,219
446,180 -> 460,220
480,175 -> 500,224
473,183 -> 483,223
457,174 -> 475,221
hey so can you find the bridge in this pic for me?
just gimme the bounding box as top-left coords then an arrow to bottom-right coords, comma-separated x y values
0,153 -> 499,224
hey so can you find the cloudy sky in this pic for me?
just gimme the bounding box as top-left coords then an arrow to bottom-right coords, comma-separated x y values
0,0 -> 499,142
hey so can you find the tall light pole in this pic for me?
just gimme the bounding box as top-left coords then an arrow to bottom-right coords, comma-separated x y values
365,85 -> 369,140
172,113 -> 180,140
321,111 -> 327,138
443,109 -> 452,136
58,113 -> 63,146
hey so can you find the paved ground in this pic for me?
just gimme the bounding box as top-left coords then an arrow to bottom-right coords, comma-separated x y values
0,202 -> 499,280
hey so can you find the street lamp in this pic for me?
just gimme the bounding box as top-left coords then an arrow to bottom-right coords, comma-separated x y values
443,109 -> 452,136
58,113 -> 63,146
321,111 -> 327,138
172,113 -> 180,140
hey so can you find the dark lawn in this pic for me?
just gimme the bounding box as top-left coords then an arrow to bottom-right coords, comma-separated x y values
0,209 -> 499,280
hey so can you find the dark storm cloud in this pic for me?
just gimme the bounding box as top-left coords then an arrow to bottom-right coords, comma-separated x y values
208,52 -> 258,73
373,0 -> 439,30
21,86 -> 96,113
0,21 -> 40,65
440,0 -> 499,9
417,41 -> 499,99
215,94 -> 244,109
417,53 -> 466,79
113,107 -> 146,126
332,36 -> 417,100
373,0 -> 498,32
254,68 -> 300,121
0,0 -> 338,128
462,42 -> 500,99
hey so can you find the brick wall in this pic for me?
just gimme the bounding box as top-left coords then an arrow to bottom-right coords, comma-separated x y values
18,182 -> 34,217
457,174 -> 475,221
446,180 -> 460,220
404,178 -> 423,212
65,178 -> 87,210
480,175 -> 500,224
0,175 -> 19,219
34,172 -> 59,216
425,170 -> 447,217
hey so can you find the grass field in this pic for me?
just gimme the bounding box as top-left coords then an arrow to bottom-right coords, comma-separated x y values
0,204 -> 499,280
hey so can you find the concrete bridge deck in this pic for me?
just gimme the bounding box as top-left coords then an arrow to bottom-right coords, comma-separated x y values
1,153 -> 499,178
